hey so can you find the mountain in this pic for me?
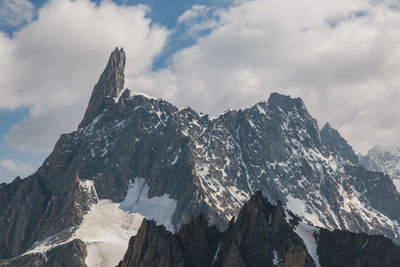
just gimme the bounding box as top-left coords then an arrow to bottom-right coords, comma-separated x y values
320,123 -> 358,165
360,146 -> 400,191
118,191 -> 400,267
2,48 -> 400,266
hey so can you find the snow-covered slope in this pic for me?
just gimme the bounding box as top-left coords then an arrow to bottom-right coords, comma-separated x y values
23,179 -> 176,267
119,178 -> 177,232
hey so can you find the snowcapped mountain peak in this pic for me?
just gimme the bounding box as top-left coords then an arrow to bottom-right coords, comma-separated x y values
79,47 -> 126,128
267,92 -> 306,111
3,49 -> 400,266
360,145 -> 400,181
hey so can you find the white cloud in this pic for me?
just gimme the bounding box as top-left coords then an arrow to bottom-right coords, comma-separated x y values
178,5 -> 208,24
132,0 -> 400,153
3,0 -> 400,159
0,159 -> 35,180
1,0 -> 169,153
0,0 -> 36,28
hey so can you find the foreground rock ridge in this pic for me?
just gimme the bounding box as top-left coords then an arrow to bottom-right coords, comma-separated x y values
2,48 -> 400,265
118,191 -> 400,267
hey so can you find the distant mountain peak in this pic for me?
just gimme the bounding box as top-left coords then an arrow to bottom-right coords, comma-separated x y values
320,122 -> 358,164
267,92 -> 306,111
79,47 -> 126,128
321,122 -> 332,130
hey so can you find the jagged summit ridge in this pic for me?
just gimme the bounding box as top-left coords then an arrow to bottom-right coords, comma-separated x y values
118,191 -> 400,267
320,122 -> 358,165
3,49 -> 400,266
79,47 -> 126,128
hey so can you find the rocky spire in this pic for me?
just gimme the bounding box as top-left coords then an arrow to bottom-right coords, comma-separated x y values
320,122 -> 358,164
79,47 -> 126,128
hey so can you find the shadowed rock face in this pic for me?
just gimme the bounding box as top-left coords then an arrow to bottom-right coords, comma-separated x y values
317,229 -> 400,267
320,123 -> 358,165
79,47 -> 126,128
118,192 -> 315,267
0,239 -> 88,267
118,192 -> 400,267
0,174 -> 94,259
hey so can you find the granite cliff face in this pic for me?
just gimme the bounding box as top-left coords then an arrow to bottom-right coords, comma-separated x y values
118,192 -> 315,267
2,48 -> 400,265
0,173 -> 95,260
0,239 -> 87,267
118,192 -> 400,267
79,47 -> 126,128
320,123 -> 358,165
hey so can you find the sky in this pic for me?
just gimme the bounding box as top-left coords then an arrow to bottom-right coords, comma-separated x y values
1,0 -> 400,183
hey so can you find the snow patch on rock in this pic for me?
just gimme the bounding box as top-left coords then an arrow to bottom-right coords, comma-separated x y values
74,200 -> 144,267
119,178 -> 177,232
294,222 -> 321,267
23,178 -> 177,267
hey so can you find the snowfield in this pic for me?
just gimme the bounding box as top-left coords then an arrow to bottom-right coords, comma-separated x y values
24,178 -> 177,267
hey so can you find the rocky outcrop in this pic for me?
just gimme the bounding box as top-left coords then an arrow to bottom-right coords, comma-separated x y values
119,192 -> 400,267
79,47 -> 126,128
118,192 -> 315,267
117,220 -> 186,267
0,174 -> 93,259
0,239 -> 87,267
320,123 -> 358,165
317,229 -> 400,267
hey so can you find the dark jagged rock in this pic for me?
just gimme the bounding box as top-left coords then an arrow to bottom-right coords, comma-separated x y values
318,229 -> 400,267
320,123 -> 358,165
215,192 -> 315,267
119,192 -> 400,267
0,174 -> 93,259
0,239 -> 87,267
79,47 -> 126,128
118,192 -> 315,267
178,214 -> 220,267
117,220 -> 186,267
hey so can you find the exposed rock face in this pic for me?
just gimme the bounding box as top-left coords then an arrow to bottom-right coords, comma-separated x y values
118,192 -> 315,267
17,80 -> 400,245
3,48 -> 400,264
119,192 -> 400,267
0,239 -> 87,267
214,192 -> 315,267
318,229 -> 400,267
320,123 -> 358,165
117,220 -> 186,267
0,174 -> 94,259
79,47 -> 126,128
